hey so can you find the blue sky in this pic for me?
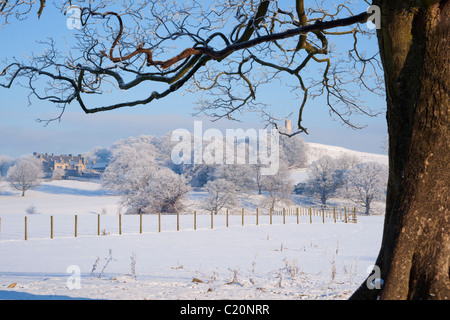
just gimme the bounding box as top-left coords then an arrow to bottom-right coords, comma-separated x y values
0,2 -> 387,158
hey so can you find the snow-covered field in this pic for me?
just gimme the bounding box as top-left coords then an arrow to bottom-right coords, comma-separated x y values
0,143 -> 387,300
0,179 -> 384,300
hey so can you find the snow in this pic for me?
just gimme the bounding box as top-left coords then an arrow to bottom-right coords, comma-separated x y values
0,180 -> 121,216
0,178 -> 384,300
0,143 -> 388,300
0,216 -> 383,300
289,168 -> 308,184
305,142 -> 388,166
288,142 -> 388,185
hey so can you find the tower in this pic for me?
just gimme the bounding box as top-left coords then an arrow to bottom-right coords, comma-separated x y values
285,119 -> 292,134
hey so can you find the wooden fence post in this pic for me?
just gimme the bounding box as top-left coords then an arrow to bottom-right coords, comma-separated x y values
140,213 -> 143,234
51,215 -> 53,239
119,214 -> 122,235
97,214 -> 100,236
309,207 -> 312,224
270,208 -> 273,225
226,209 -> 229,227
158,212 -> 161,232
333,207 -> 336,223
194,211 -> 197,230
354,207 -> 357,223
24,216 -> 27,241
345,207 -> 348,223
322,207 -> 325,224
211,210 -> 214,230
296,207 -> 299,224
75,215 -> 78,237
283,208 -> 286,224
177,212 -> 180,231
256,208 -> 259,226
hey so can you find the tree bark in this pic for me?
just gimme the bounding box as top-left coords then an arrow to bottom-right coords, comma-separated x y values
351,0 -> 449,300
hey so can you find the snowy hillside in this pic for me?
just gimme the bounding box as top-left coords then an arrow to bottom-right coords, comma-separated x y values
305,142 -> 388,166
289,142 -> 388,185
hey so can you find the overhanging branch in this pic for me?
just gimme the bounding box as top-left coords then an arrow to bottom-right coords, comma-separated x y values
99,10 -> 370,70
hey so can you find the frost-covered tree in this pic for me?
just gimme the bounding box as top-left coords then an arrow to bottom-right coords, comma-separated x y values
142,168 -> 191,214
0,155 -> 13,178
279,135 -> 308,169
213,163 -> 254,193
185,164 -> 216,187
260,163 -> 294,209
84,146 -> 112,168
102,136 -> 158,195
305,156 -> 345,205
250,161 -> 264,195
51,168 -> 66,180
334,154 -> 361,198
151,133 -> 184,171
202,178 -> 239,214
346,162 -> 388,215
6,156 -> 44,196
101,136 -> 159,213
102,136 -> 191,214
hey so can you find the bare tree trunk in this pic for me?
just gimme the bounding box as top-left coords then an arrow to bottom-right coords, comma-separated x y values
351,0 -> 450,300
365,198 -> 370,216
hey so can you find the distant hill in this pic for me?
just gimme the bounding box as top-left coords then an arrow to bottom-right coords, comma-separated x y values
305,142 -> 388,166
290,142 -> 389,184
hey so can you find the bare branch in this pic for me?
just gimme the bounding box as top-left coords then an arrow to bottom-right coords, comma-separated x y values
0,0 -> 381,134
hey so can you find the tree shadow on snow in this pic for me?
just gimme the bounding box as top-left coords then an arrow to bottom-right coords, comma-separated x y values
36,184 -> 117,197
0,290 -> 95,300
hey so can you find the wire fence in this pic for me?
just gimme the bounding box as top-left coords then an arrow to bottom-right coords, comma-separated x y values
0,206 -> 357,241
